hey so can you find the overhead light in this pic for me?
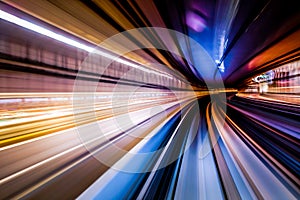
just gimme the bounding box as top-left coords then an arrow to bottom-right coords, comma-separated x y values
0,10 -> 94,52
0,9 -> 173,79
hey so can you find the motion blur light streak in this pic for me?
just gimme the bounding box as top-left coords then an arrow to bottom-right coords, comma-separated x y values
0,0 -> 300,199
0,10 -> 95,53
0,9 -> 172,79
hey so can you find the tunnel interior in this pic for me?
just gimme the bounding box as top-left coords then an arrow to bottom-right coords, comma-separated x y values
0,1 -> 299,199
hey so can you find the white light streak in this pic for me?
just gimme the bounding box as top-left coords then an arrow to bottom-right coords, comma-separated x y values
0,10 -> 173,79
0,10 -> 94,52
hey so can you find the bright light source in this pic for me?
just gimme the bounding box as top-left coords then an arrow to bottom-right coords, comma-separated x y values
0,9 -> 173,79
218,63 -> 225,73
0,10 -> 94,52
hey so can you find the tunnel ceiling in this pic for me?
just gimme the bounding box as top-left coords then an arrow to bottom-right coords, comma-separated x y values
2,0 -> 300,88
